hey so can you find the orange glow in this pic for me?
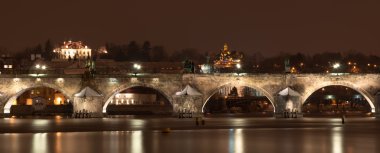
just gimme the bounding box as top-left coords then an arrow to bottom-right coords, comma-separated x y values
351,66 -> 359,73
26,99 -> 33,105
290,67 -> 297,73
54,97 -> 63,105
54,93 -> 65,105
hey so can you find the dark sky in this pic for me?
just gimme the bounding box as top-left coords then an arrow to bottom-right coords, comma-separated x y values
1,0 -> 380,56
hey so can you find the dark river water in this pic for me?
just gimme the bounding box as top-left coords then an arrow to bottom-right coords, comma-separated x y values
0,126 -> 379,153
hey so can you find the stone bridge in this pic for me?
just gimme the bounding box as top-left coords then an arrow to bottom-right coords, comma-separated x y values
0,73 -> 379,117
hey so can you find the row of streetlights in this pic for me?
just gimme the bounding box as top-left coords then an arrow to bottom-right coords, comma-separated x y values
35,64 -> 47,77
34,63 -> 143,77
35,64 -> 47,70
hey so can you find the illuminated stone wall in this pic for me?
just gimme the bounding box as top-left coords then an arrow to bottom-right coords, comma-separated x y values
0,76 -> 82,113
0,73 -> 379,117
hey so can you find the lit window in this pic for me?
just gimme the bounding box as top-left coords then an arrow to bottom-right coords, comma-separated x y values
8,65 -> 12,68
4,65 -> 7,68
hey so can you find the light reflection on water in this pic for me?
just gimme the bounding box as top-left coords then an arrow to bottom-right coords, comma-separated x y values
331,127 -> 342,153
132,131 -> 143,153
229,129 -> 244,153
0,128 -> 378,153
32,133 -> 47,153
55,132 -> 62,153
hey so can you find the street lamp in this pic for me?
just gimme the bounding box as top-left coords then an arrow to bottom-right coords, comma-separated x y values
35,64 -> 47,77
133,63 -> 141,76
236,63 -> 241,76
333,63 -> 340,69
331,63 -> 341,74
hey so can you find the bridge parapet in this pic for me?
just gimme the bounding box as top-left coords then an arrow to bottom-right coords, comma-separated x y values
0,73 -> 378,117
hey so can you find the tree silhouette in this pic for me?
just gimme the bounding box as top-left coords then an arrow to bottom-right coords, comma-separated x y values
44,39 -> 54,61
126,41 -> 140,61
141,41 -> 151,61
151,46 -> 167,61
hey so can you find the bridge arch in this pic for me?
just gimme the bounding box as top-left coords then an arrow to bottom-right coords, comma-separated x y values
102,83 -> 173,113
302,81 -> 375,113
3,83 -> 72,113
202,83 -> 276,113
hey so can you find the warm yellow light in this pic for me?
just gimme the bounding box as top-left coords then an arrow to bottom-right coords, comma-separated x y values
12,100 -> 17,105
291,67 -> 297,73
26,99 -> 33,105
54,97 -> 62,105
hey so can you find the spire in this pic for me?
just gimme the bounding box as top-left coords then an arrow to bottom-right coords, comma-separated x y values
223,43 -> 229,51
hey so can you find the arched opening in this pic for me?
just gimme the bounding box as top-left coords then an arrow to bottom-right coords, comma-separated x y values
9,86 -> 72,116
203,85 -> 274,117
105,86 -> 173,115
302,85 -> 372,117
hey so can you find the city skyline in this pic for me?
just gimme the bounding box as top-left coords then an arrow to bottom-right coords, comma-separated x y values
1,1 -> 380,56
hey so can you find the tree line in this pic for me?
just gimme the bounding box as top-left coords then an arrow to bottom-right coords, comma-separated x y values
2,40 -> 379,73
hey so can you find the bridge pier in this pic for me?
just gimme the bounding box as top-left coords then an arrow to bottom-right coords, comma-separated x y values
72,87 -> 104,118
172,95 -> 203,117
274,96 -> 303,118
375,92 -> 380,117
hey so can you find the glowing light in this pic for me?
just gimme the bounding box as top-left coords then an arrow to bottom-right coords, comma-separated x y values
236,63 -> 241,69
152,78 -> 159,82
291,67 -> 297,73
26,99 -> 33,105
131,78 -> 138,82
35,64 -> 40,69
285,100 -> 294,111
133,63 -> 141,70
57,78 -> 64,83
13,78 -> 20,82
333,63 -> 340,69
55,97 -> 62,105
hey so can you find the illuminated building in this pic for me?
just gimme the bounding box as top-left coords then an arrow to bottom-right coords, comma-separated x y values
15,87 -> 66,106
109,93 -> 158,105
213,43 -> 243,72
54,41 -> 92,60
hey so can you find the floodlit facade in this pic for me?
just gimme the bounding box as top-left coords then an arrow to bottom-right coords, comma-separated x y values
54,41 -> 92,60
214,43 -> 243,70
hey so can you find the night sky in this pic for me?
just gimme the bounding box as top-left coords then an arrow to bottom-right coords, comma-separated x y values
1,0 -> 380,56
